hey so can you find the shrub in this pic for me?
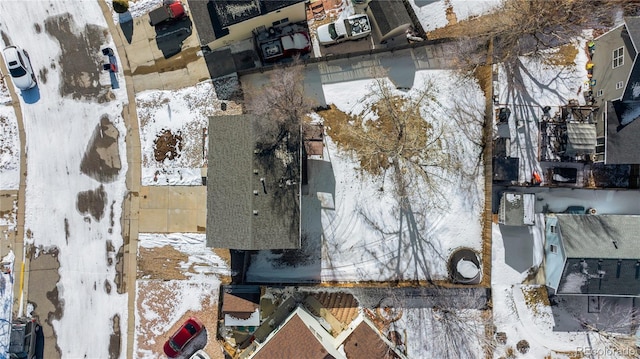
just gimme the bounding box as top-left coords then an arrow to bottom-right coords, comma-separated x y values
112,0 -> 129,13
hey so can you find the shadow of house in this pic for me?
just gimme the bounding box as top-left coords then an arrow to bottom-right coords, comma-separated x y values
117,12 -> 134,44
590,16 -> 640,166
154,17 -> 193,58
545,214 -> 640,297
498,225 -> 535,274
206,114 -> 301,251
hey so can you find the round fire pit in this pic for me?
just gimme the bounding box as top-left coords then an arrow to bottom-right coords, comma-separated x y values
449,248 -> 482,284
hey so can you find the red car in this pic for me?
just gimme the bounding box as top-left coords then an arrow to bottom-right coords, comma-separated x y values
163,317 -> 204,358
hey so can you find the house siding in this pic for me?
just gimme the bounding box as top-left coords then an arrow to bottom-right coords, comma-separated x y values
591,25 -> 636,104
544,215 -> 566,293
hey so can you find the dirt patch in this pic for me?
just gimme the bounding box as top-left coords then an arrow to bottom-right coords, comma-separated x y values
0,30 -> 10,47
153,129 -> 183,162
80,116 -> 121,183
108,314 -> 121,359
137,245 -> 188,280
542,44 -> 579,66
135,280 -> 224,359
34,23 -> 42,34
115,245 -> 125,294
39,67 -> 48,84
28,248 -> 63,359
132,46 -> 201,76
521,285 -> 550,317
44,13 -> 113,102
444,0 -> 457,26
76,184 -> 107,221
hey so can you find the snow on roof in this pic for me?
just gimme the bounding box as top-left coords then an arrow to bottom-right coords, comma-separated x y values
499,192 -> 535,226
556,214 -> 640,259
224,310 -> 260,327
408,0 -> 502,32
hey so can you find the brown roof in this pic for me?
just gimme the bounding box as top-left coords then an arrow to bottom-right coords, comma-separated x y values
343,322 -> 398,359
222,292 -> 259,314
253,314 -> 335,359
312,292 -> 359,325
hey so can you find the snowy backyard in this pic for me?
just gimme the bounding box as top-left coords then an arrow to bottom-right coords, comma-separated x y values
247,70 -> 486,283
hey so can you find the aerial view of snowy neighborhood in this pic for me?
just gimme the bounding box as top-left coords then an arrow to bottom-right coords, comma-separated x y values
2,0 -> 640,358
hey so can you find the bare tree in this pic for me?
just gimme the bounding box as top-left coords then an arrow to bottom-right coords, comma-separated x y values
369,287 -> 493,359
572,300 -> 640,358
322,71 -> 456,204
243,57 -> 315,153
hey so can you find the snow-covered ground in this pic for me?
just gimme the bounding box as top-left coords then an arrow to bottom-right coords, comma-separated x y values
496,37 -> 589,184
247,70 -> 485,283
135,233 -> 228,358
0,78 -> 19,190
0,251 -> 14,355
0,1 -> 129,357
136,80 -> 241,185
409,0 -> 503,32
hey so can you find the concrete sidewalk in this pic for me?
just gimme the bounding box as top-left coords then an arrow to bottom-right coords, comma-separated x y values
138,186 -> 206,233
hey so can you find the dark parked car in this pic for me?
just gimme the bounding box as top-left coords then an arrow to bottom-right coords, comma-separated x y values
163,317 -> 204,358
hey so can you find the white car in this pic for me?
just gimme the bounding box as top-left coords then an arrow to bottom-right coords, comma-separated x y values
189,350 -> 210,359
316,14 -> 371,46
2,45 -> 37,90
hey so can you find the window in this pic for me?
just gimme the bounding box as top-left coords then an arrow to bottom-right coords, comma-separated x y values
272,17 -> 289,26
616,81 -> 624,90
613,47 -> 624,68
596,89 -> 604,97
550,244 -> 558,253
550,225 -> 556,233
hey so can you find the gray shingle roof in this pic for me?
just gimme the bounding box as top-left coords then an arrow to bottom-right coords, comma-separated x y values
206,115 -> 300,250
368,0 -> 412,37
605,100 -> 640,164
556,214 -> 640,259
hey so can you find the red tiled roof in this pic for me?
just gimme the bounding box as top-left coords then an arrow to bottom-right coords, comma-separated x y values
253,314 -> 335,359
222,292 -> 259,314
343,322 -> 398,359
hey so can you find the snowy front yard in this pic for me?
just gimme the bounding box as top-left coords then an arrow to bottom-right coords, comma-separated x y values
136,80 -> 242,185
135,233 -> 229,359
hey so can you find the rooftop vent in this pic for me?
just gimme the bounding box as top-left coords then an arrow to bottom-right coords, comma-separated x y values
253,190 -> 259,195
253,210 -> 258,215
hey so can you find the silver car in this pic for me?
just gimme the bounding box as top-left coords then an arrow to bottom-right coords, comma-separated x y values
3,45 -> 37,90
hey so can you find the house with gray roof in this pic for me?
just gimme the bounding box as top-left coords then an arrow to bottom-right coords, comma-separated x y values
590,17 -> 640,164
544,214 -> 640,297
206,115 -> 301,250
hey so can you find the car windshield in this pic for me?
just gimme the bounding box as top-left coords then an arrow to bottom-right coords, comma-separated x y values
9,64 -> 26,77
185,323 -> 197,335
328,23 -> 338,40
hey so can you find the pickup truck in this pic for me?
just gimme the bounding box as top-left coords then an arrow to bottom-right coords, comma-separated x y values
316,14 -> 371,46
148,1 -> 186,27
259,31 -> 311,62
9,317 -> 40,359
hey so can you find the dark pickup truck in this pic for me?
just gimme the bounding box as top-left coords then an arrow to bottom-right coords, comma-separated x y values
148,1 -> 186,27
